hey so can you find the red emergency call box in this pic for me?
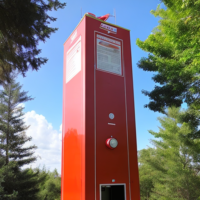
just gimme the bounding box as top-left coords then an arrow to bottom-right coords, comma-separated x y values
62,14 -> 140,200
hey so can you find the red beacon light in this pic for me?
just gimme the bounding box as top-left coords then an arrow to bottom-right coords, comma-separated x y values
85,13 -> 110,22
106,138 -> 118,149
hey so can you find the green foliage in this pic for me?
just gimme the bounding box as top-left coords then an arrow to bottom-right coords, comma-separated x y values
0,75 -> 43,199
136,2 -> 200,198
139,107 -> 200,199
37,168 -> 61,200
0,161 -> 18,200
138,148 -> 155,200
0,158 -> 4,194
136,0 -> 200,113
0,0 -> 66,82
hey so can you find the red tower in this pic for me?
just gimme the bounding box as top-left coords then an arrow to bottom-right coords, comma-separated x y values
62,14 -> 140,200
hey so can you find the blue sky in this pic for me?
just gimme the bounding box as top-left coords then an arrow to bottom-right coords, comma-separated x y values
18,0 -> 163,172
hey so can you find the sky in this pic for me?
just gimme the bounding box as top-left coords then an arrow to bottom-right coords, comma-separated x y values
17,0 -> 164,173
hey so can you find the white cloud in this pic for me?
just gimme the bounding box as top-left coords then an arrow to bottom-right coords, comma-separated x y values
59,124 -> 62,141
59,124 -> 62,132
23,111 -> 62,173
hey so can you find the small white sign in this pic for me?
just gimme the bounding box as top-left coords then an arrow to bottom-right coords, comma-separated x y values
100,23 -> 117,34
70,30 -> 77,43
66,36 -> 81,83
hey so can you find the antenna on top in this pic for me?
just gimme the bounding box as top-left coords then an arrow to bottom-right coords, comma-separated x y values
114,9 -> 116,24
110,9 -> 116,24
81,7 -> 82,18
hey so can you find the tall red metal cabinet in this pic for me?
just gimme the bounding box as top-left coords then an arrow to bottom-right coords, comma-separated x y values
62,14 -> 140,200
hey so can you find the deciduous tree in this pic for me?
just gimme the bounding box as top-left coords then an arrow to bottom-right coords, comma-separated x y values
136,0 -> 200,113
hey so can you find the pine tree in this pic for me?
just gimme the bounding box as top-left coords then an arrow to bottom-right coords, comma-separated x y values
37,168 -> 61,200
0,0 -> 66,82
138,148 -> 156,200
139,107 -> 200,199
0,75 -> 41,199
